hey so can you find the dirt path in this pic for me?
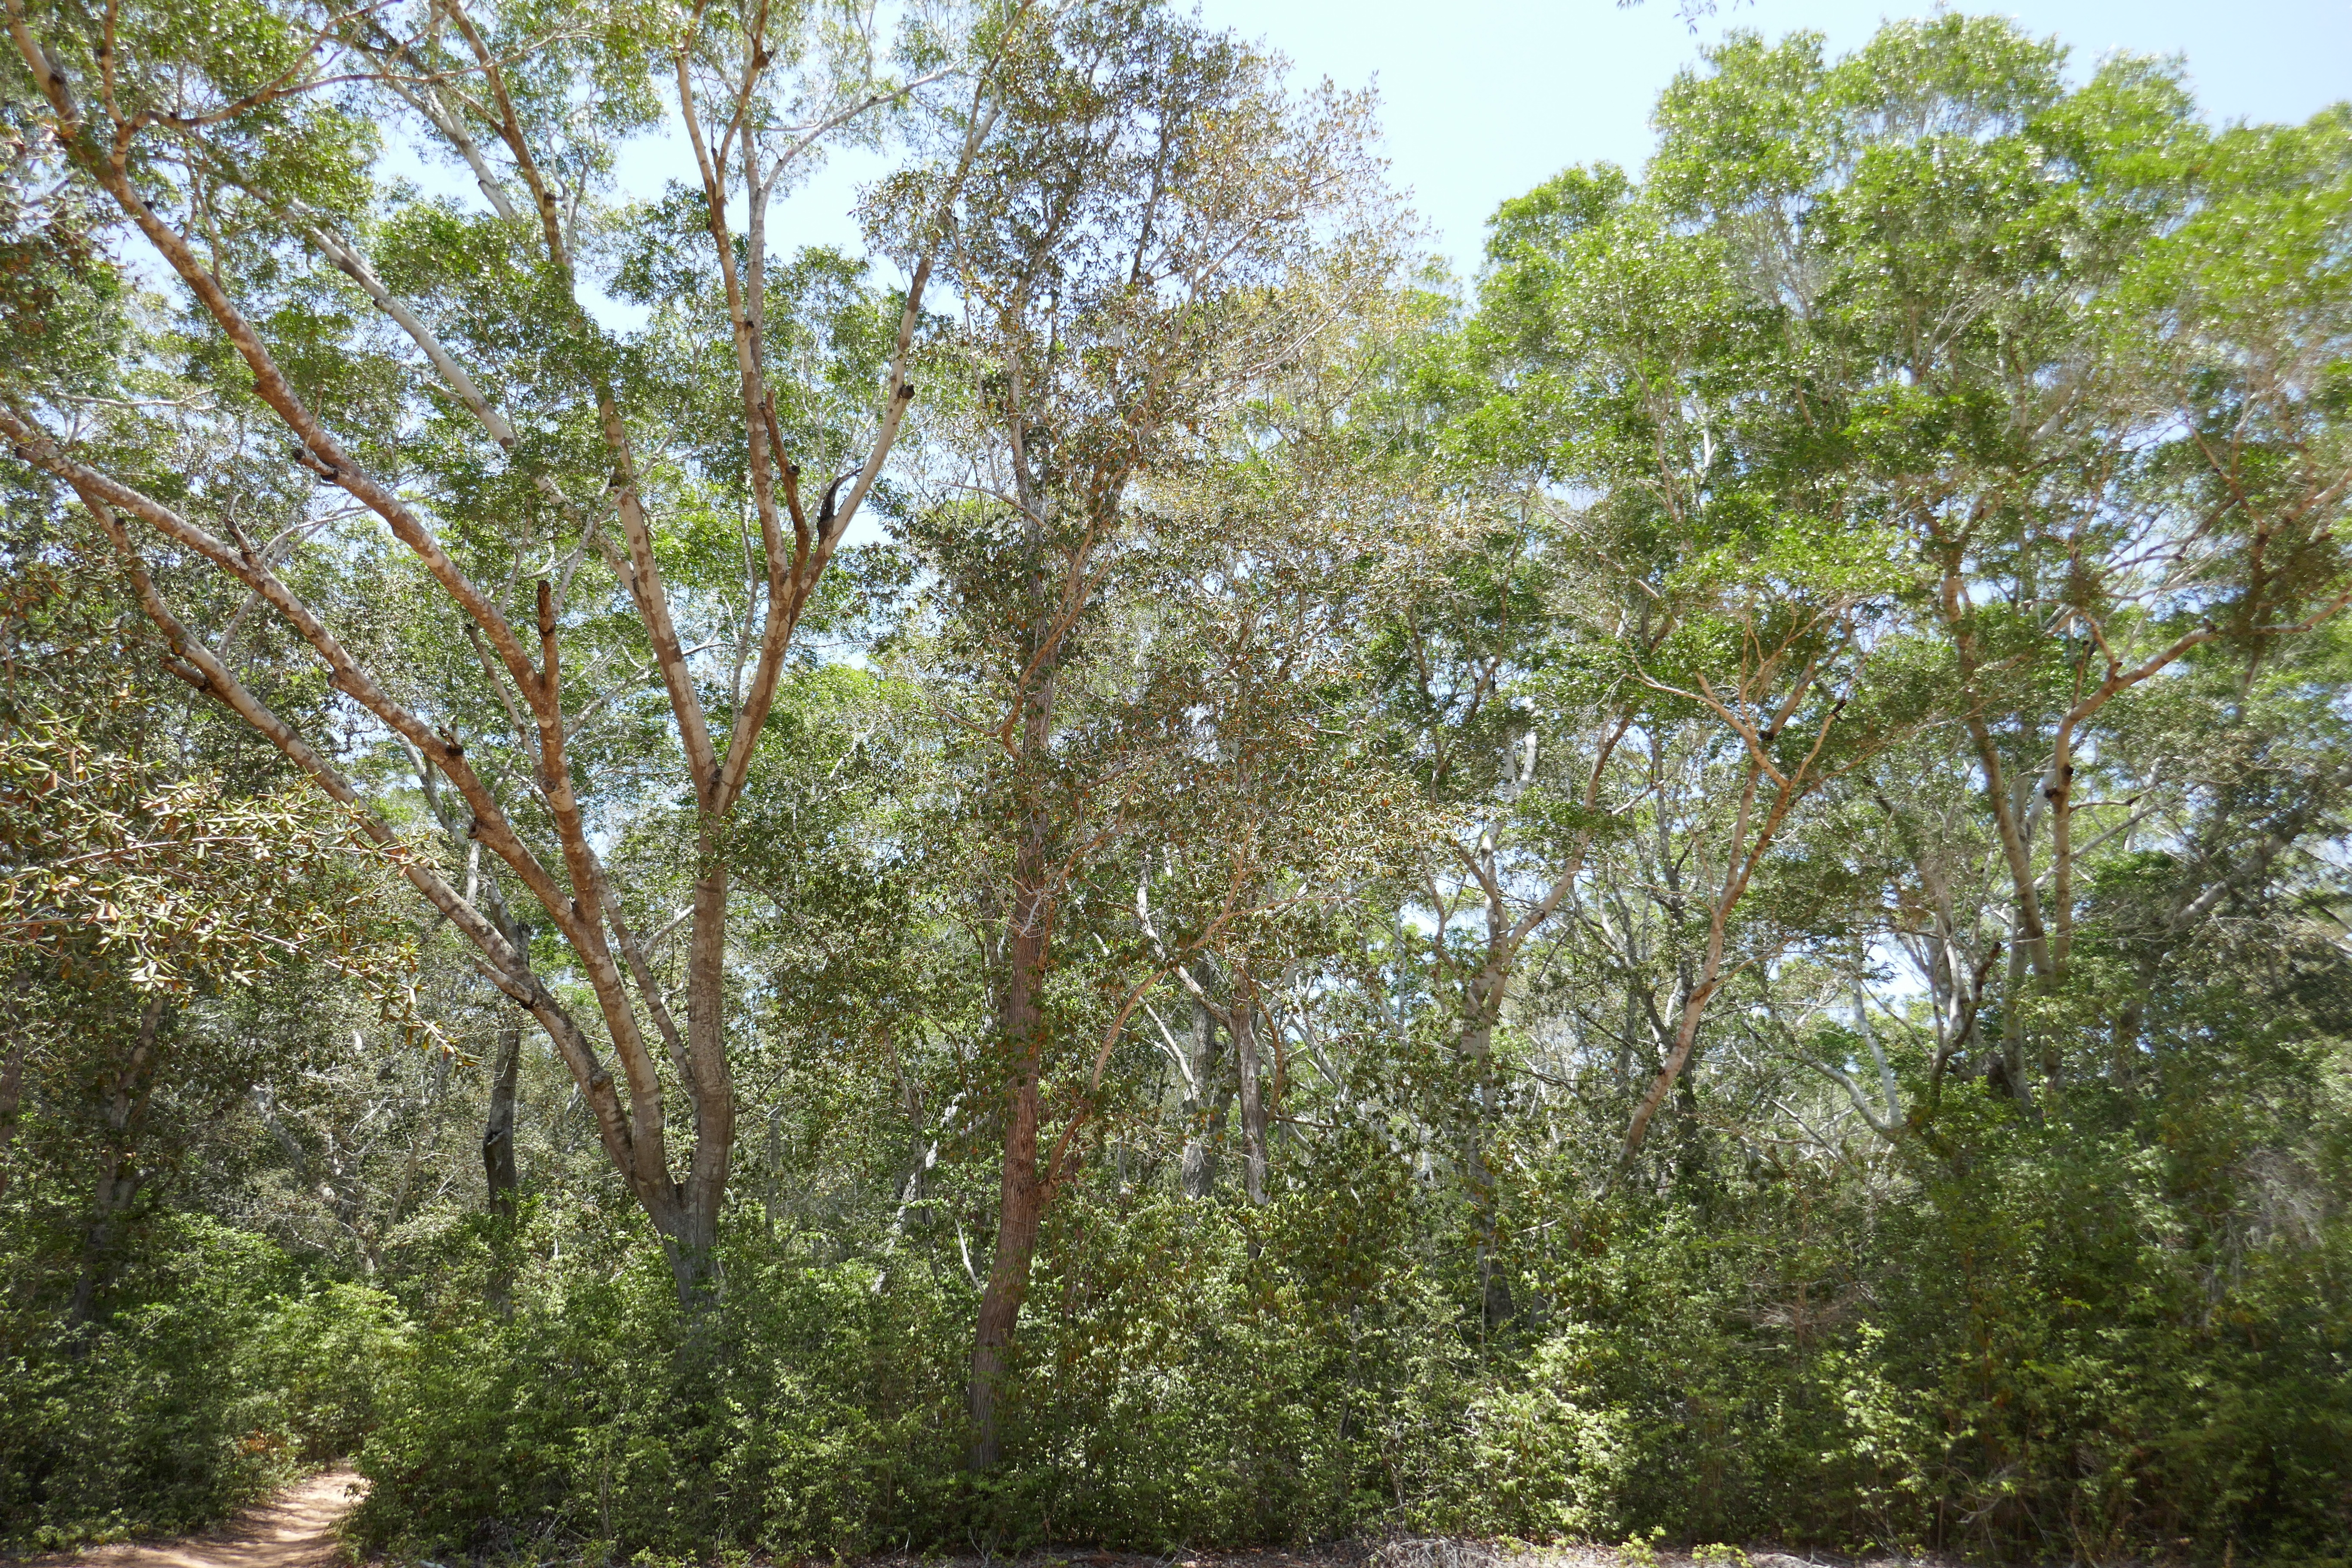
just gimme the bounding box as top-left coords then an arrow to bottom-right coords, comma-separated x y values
52,1471 -> 365,1568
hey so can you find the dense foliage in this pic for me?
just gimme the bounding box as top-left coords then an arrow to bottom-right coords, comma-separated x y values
2,2 -> 2348,1563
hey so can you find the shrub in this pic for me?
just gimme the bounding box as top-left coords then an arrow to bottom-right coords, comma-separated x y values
0,1215 -> 407,1547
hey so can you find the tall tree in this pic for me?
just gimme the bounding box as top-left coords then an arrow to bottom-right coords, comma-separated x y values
1448,18 -> 2351,1165
0,0 -> 993,1299
1638,20 -> 2352,1115
1,558 -> 413,1318
892,0 -> 1388,1463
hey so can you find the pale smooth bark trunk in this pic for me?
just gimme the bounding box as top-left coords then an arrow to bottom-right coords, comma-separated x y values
1178,983 -> 1225,1198
1232,1001 -> 1266,1207
896,1062 -> 930,1213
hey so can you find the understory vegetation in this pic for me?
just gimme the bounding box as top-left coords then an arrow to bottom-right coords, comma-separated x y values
2,0 -> 2348,1562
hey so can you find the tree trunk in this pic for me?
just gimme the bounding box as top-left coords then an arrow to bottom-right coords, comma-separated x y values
1460,1009 -> 1515,1328
482,1017 -> 523,1311
1232,1000 -> 1267,1206
1989,939 -> 2039,1115
1179,980 -> 1226,1198
484,1022 -> 523,1219
897,1062 -> 930,1211
1620,761 -> 1763,1168
969,896 -> 1049,1470
663,860 -> 736,1309
69,1157 -> 143,1327
1672,1055 -> 1706,1184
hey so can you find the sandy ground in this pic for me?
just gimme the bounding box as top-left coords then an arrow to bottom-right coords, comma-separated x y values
31,1471 -> 364,1568
16,1481 -> 1875,1568
848,1546 -> 1835,1568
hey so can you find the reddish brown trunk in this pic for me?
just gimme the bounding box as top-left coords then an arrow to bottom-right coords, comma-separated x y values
970,905 -> 1049,1470
1620,760 -> 1764,1167
967,558 -> 1065,1467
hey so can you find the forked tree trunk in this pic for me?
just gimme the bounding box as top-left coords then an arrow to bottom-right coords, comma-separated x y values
0,11 -> 953,1327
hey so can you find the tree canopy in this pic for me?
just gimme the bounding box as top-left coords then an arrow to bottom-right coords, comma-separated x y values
2,4 -> 2349,1561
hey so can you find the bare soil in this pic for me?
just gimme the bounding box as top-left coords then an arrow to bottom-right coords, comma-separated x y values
31,1471 -> 364,1568
22,1486 -> 1883,1568
846,1545 -> 1846,1568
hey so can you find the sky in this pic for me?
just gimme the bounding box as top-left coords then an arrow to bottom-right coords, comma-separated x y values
507,0 -> 2344,548
722,0 -> 2352,288
1187,0 -> 2352,280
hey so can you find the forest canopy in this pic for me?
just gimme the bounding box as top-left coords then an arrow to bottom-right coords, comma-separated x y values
2,1 -> 2349,1562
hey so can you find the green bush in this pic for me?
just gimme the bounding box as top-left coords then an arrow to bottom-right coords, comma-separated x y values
353,1237 -> 968,1559
0,1214 -> 408,1547
352,1182 -> 1494,1557
1463,1102 -> 2352,1560
343,1106 -> 2352,1564
239,1281 -> 414,1463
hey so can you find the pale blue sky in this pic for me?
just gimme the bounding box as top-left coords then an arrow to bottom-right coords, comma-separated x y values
369,4 -> 2346,594
715,0 -> 2349,287
1188,0 -> 2352,279
425,0 -> 2346,312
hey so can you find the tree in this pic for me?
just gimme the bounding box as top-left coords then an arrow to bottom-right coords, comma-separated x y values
1438,160 -> 1926,1186
1448,16 -> 2351,1163
0,0 -> 993,1300
890,0 -> 1390,1463
1,557 -> 413,1319
1637,19 -> 2352,1119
